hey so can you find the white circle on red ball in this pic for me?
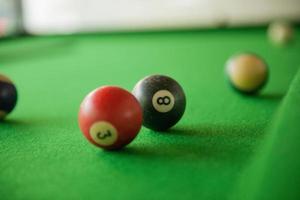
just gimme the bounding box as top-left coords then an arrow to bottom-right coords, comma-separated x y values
89,121 -> 118,146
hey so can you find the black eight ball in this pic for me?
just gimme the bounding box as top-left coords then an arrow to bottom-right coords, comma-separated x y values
132,75 -> 186,131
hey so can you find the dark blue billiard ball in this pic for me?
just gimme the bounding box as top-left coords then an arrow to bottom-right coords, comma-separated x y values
0,74 -> 17,120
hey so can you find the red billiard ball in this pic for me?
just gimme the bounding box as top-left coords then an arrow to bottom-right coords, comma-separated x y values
78,86 -> 143,150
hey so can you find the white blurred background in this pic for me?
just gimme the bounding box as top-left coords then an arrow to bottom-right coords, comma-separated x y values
1,0 -> 300,35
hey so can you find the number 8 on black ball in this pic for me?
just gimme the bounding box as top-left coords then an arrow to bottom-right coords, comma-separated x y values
132,75 -> 186,131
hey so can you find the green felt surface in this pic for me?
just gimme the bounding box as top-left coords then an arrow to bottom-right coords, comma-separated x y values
233,68 -> 300,200
0,27 -> 300,200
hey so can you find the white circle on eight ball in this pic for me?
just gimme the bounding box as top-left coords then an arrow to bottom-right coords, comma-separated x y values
90,121 -> 118,146
152,90 -> 175,113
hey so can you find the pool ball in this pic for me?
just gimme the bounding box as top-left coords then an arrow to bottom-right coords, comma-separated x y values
0,74 -> 17,120
132,75 -> 186,131
78,86 -> 143,150
268,21 -> 294,46
226,53 -> 268,94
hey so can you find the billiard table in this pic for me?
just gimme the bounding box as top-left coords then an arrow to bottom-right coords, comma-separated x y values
1,27 -> 300,200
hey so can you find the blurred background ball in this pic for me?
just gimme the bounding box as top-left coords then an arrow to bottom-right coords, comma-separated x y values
226,53 -> 268,95
268,21 -> 294,46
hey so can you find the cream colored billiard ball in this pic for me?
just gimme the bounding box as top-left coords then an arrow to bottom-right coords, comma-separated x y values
226,53 -> 268,94
268,21 -> 294,46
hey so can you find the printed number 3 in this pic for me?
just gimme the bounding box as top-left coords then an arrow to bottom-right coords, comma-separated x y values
97,130 -> 112,139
